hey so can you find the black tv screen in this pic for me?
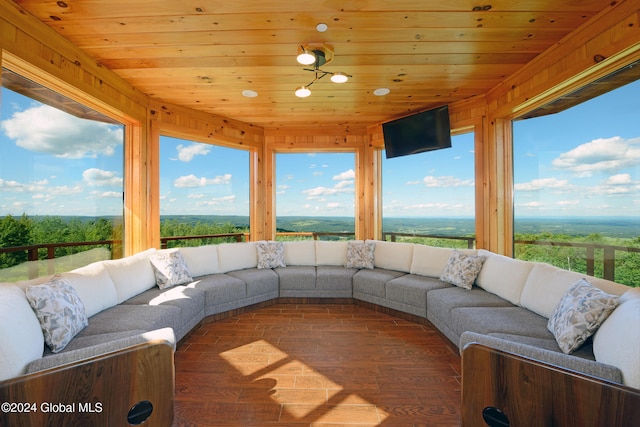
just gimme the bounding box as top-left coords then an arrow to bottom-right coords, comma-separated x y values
382,105 -> 452,159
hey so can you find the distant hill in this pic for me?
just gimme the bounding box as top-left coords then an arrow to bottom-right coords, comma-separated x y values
160,215 -> 640,238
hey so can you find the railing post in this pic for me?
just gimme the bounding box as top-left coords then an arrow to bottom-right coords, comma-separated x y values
603,247 -> 615,281
586,245 -> 595,277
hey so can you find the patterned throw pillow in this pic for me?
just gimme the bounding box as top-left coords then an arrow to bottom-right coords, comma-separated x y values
257,241 -> 286,269
345,240 -> 376,269
149,250 -> 193,289
25,275 -> 89,353
440,250 -> 486,290
548,278 -> 619,354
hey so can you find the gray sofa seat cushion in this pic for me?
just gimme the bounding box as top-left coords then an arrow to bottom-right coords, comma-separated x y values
316,266 -> 357,292
226,268 -> 279,297
426,286 -> 515,344
52,329 -> 147,354
460,331 -> 622,384
452,306 -> 551,340
276,266 -> 316,290
26,328 -> 176,374
353,268 -> 407,298
122,285 -> 205,328
486,332 -> 597,361
77,304 -> 182,337
385,274 -> 451,309
187,273 -> 246,307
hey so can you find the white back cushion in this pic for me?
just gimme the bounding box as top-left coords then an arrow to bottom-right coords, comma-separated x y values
0,284 -> 45,381
64,261 -> 118,317
593,288 -> 640,389
410,245 -> 454,277
476,250 -> 534,305
283,241 -> 316,266
315,241 -> 348,266
217,242 -> 258,272
520,262 -> 629,318
373,240 -> 414,272
102,248 -> 158,303
180,245 -> 220,276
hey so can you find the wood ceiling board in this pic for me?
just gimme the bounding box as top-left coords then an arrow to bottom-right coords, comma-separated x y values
11,0 -> 618,128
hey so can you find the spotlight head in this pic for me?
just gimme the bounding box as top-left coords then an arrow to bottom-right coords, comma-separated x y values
296,49 -> 316,65
295,85 -> 312,98
330,72 -> 348,83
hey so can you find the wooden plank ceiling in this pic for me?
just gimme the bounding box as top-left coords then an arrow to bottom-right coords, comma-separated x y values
12,0 -> 614,129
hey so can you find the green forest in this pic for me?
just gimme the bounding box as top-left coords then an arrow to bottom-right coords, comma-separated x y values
1,214 -> 638,287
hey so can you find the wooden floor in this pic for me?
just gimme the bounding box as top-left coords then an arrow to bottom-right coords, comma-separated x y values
172,303 -> 462,427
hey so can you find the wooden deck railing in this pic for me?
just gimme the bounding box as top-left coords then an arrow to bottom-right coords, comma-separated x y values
1,232 -> 638,284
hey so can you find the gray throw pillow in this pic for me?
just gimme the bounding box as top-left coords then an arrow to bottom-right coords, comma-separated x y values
440,250 -> 486,289
548,278 -> 618,354
150,250 -> 193,289
26,275 -> 89,353
257,241 -> 286,269
345,240 -> 376,269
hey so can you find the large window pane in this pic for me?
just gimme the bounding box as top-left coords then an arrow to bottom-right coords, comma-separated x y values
275,152 -> 355,240
159,136 -> 250,246
513,78 -> 640,287
382,132 -> 475,248
0,69 -> 124,281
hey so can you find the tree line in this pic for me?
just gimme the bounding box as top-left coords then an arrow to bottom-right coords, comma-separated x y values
1,214 -> 638,287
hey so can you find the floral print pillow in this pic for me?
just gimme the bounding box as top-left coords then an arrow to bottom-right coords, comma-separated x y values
345,240 -> 376,269
150,250 -> 193,289
440,250 -> 486,289
26,275 -> 89,353
548,278 -> 619,354
257,241 -> 286,269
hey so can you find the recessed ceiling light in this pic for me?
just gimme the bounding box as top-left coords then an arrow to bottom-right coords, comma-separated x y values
316,23 -> 328,32
242,89 -> 258,98
374,87 -> 390,96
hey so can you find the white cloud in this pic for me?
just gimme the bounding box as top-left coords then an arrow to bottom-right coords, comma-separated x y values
514,177 -> 572,191
176,143 -> 211,162
605,173 -> 633,185
174,173 -> 232,188
334,180 -> 354,189
195,195 -> 236,206
82,168 -> 123,187
0,178 -> 55,193
90,190 -> 122,198
519,201 -> 543,208
556,200 -> 580,206
333,169 -> 355,181
552,136 -> 640,176
422,176 -> 474,188
1,104 -> 122,158
406,180 -> 421,185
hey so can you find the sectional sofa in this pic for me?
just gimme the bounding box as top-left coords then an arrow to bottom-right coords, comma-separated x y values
1,240 -> 639,424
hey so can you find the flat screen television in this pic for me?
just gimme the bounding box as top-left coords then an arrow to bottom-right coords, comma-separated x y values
382,105 -> 452,159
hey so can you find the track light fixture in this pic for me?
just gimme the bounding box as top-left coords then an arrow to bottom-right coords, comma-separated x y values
294,44 -> 352,97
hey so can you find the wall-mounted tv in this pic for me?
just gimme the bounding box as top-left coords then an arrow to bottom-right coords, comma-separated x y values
382,105 -> 452,159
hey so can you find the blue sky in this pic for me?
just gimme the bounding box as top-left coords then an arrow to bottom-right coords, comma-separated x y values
1,79 -> 639,218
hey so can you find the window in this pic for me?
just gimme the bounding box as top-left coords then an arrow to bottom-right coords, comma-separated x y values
0,69 -> 124,281
513,76 -> 640,286
382,132 -> 476,248
159,136 -> 250,246
275,152 -> 356,240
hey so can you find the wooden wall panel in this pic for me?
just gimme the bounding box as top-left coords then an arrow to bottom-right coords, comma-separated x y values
480,0 -> 640,254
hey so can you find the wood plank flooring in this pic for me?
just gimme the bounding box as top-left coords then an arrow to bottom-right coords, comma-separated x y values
172,303 -> 462,427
